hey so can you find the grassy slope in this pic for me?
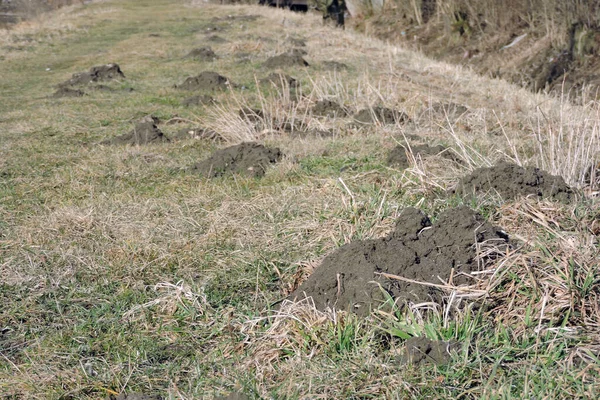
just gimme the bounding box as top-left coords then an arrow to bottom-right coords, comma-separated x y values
0,0 -> 599,398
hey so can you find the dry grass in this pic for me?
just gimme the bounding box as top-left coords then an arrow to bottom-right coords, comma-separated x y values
1,1 -> 599,398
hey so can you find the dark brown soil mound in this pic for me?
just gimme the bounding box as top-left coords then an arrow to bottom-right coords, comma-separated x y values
52,87 -> 86,98
185,47 -> 218,61
259,72 -> 299,89
59,63 -> 125,87
182,94 -> 215,106
387,144 -> 461,169
103,116 -> 170,145
353,107 -> 409,125
191,142 -> 283,178
397,337 -> 457,366
290,206 -> 509,314
312,100 -> 348,117
173,127 -> 219,141
264,53 -> 309,69
176,71 -> 230,91
454,162 -> 575,201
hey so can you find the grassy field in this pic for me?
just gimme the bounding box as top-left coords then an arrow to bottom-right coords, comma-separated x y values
1,1 -> 599,398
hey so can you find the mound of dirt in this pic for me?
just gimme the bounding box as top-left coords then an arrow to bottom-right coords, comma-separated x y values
52,87 -> 86,98
182,94 -> 215,106
312,100 -> 348,117
397,337 -> 457,366
59,63 -> 125,87
290,206 -> 509,314
259,72 -> 299,89
103,116 -> 170,145
454,162 -> 575,201
353,107 -> 409,125
176,71 -> 230,91
185,47 -> 218,61
387,144 -> 461,169
191,142 -> 283,178
173,127 -> 219,141
264,53 -> 309,69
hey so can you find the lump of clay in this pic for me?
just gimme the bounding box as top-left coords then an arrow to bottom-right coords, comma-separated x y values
289,206 -> 510,315
353,107 -> 409,125
454,162 -> 575,201
264,53 -> 309,69
191,142 -> 283,178
102,116 -> 170,145
59,63 -> 125,87
175,71 -> 230,91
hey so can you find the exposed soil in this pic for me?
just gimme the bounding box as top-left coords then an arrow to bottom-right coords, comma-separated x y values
290,206 -> 510,314
185,46 -> 218,61
173,127 -> 219,141
454,162 -> 575,201
59,64 -> 125,87
312,100 -> 348,118
264,53 -> 309,69
353,107 -> 409,125
52,87 -> 85,98
259,72 -> 299,89
396,337 -> 456,366
387,144 -> 461,169
191,142 -> 283,178
176,71 -> 231,91
103,116 -> 170,145
182,94 -> 215,106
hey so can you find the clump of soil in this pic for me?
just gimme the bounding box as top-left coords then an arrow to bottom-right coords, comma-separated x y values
185,47 -> 218,61
454,162 -> 575,201
397,337 -> 457,366
173,127 -> 219,141
264,53 -> 309,69
353,107 -> 409,125
312,99 -> 348,117
103,116 -> 170,145
259,72 -> 299,89
191,142 -> 283,178
387,144 -> 461,169
290,206 -> 509,314
182,94 -> 215,106
176,71 -> 231,91
59,63 -> 125,87
52,87 -> 86,98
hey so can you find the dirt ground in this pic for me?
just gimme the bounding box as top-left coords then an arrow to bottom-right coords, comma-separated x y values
290,206 -> 510,314
191,142 -> 283,178
455,162 -> 575,201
